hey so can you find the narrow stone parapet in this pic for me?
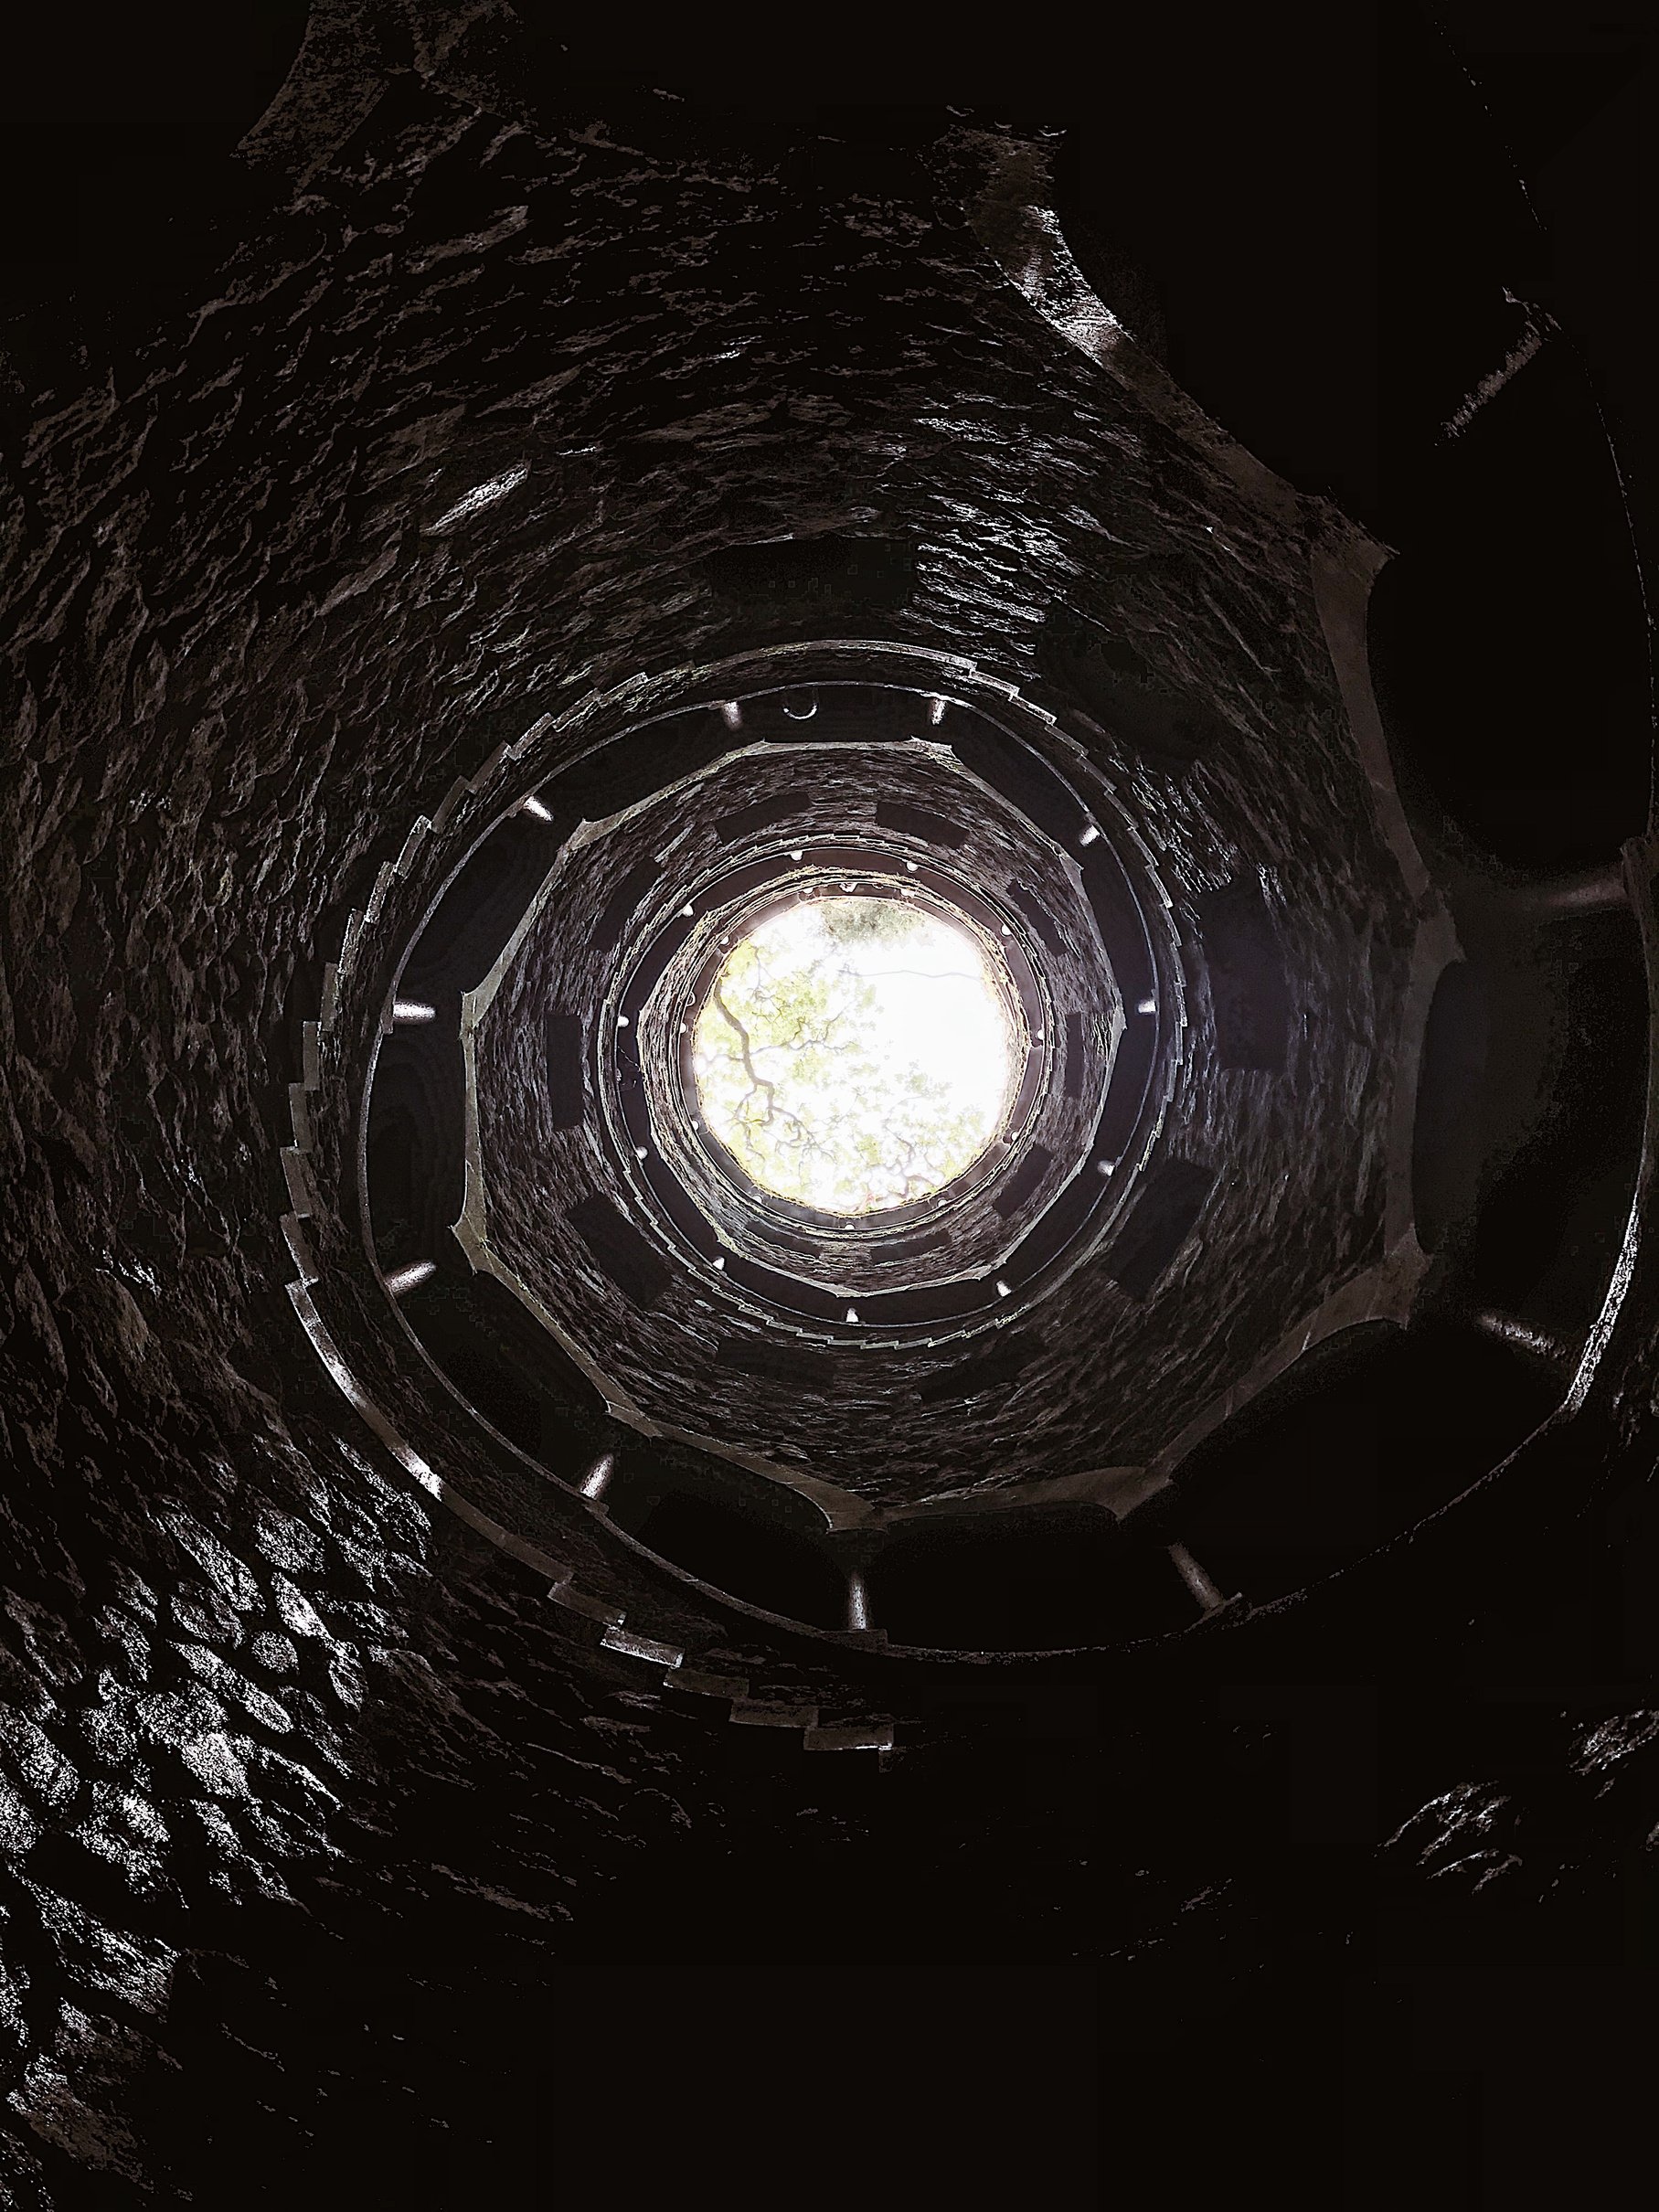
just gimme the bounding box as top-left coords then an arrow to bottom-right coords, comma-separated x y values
1168,1541 -> 1228,1612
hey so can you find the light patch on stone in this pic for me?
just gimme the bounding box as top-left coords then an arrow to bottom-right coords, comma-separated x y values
180,1731 -> 249,1797
428,461 -> 529,532
158,1508 -> 261,1611
250,1631 -> 299,1674
1,1714 -> 77,1809
0,1781 -> 40,1856
271,1577 -> 332,1643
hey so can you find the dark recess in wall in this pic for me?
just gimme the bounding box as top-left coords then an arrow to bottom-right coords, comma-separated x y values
991,1142 -> 1054,1219
946,719 -> 1079,844
626,1489 -> 847,1628
564,1192 -> 673,1310
1063,1009 -> 1087,1097
366,1030 -> 466,1262
1143,1318 -> 1564,1602
873,801 -> 967,847
915,1329 -> 1039,1405
406,1270 -> 608,1432
403,816 -> 557,998
885,1226 -> 952,1261
544,1010 -> 586,1129
1037,616 -> 1233,767
704,536 -> 916,622
1448,947 -> 1648,1328
1366,341 -> 1650,871
746,1216 -> 820,1255
555,711 -> 736,822
590,859 -> 664,952
714,1334 -> 837,1390
1412,960 -> 1492,1253
1006,880 -> 1063,953
1196,878 -> 1293,1072
1107,1157 -> 1218,1298
868,1504 -> 1192,1651
718,792 -> 812,843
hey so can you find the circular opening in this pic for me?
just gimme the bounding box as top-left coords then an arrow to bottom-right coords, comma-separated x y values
691,893 -> 1021,1215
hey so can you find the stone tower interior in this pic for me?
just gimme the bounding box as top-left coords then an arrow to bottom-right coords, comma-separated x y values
1,8 -> 1655,2207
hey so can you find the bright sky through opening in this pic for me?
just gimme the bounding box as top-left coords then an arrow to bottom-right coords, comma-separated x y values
692,895 -> 1018,1215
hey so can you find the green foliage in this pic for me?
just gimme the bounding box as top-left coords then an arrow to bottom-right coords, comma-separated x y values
692,900 -> 996,1214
